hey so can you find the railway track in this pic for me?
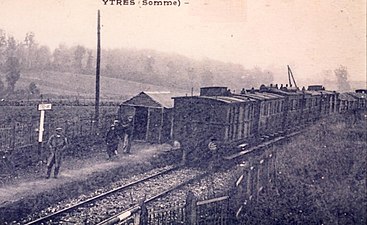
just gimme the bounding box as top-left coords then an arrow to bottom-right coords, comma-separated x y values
97,172 -> 209,225
24,166 -> 206,225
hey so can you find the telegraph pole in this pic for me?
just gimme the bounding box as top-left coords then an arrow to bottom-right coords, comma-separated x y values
95,10 -> 101,126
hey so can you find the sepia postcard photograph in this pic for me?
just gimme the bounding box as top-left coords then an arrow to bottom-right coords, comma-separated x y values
0,0 -> 366,224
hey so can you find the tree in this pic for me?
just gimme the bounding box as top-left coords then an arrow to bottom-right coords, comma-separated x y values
5,36 -> 17,58
85,50 -> 94,73
73,45 -> 86,72
23,32 -> 38,69
334,65 -> 351,92
0,79 -> 5,97
28,82 -> 40,95
35,45 -> 51,70
52,44 -> 72,71
5,57 -> 21,94
0,29 -> 7,70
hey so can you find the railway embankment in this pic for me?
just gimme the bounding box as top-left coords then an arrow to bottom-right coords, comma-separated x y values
239,111 -> 367,224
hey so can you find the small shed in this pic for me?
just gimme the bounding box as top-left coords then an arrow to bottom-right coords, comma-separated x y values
118,91 -> 175,144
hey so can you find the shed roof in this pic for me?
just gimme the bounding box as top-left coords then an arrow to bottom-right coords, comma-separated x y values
122,91 -> 176,108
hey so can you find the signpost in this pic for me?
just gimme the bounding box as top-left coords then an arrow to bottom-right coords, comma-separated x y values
38,103 -> 52,155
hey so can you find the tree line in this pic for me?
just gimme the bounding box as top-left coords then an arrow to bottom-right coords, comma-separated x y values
0,29 -> 278,99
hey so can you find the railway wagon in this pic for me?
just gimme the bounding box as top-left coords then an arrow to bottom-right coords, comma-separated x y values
172,87 -> 258,157
307,85 -> 339,116
302,89 -> 322,123
258,84 -> 305,131
338,93 -> 358,113
347,91 -> 367,110
237,88 -> 285,139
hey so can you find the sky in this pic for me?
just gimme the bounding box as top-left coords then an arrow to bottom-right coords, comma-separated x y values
0,0 -> 365,84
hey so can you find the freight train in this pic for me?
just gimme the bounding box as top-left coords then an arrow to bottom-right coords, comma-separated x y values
171,85 -> 366,162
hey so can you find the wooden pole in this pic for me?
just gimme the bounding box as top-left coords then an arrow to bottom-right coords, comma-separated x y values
185,191 -> 197,225
95,10 -> 101,126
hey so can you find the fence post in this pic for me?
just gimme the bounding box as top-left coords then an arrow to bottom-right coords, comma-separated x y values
185,190 -> 197,225
91,114 -> 97,136
64,120 -> 69,140
11,119 -> 16,150
136,203 -> 148,225
133,196 -> 148,225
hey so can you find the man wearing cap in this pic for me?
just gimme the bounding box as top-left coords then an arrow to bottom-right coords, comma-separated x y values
106,124 -> 119,159
46,127 -> 68,179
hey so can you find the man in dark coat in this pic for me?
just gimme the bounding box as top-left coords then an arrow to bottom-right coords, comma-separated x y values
46,127 -> 68,179
113,119 -> 124,138
106,124 -> 120,159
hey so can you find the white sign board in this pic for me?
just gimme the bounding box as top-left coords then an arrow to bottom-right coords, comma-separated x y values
38,103 -> 52,142
38,103 -> 52,111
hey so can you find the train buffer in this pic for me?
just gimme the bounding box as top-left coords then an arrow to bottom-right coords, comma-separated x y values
237,143 -> 248,150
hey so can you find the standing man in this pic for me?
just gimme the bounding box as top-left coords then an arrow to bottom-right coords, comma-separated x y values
122,116 -> 133,154
208,137 -> 219,171
46,127 -> 68,179
106,124 -> 119,159
113,119 -> 123,155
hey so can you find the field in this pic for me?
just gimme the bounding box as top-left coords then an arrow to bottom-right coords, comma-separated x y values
15,70 -> 188,99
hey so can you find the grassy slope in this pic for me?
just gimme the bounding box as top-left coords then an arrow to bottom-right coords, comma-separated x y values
241,112 -> 366,225
276,113 -> 366,224
15,70 -> 189,99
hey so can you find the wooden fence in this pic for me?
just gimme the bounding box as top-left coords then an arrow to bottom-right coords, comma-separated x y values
0,97 -> 124,107
119,192 -> 231,225
0,114 -> 116,153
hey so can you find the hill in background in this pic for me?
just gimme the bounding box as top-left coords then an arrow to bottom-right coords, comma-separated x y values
0,42 -> 275,100
15,70 -> 191,101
